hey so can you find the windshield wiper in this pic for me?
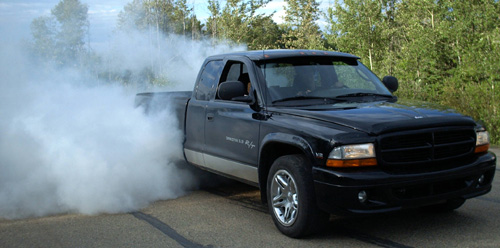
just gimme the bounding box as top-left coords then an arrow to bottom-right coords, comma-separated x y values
272,96 -> 346,104
335,92 -> 394,99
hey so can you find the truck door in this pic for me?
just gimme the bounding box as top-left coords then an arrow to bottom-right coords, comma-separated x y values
184,60 -> 223,166
204,60 -> 261,184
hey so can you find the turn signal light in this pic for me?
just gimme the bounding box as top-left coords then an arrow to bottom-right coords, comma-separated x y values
326,158 -> 377,168
475,144 -> 490,154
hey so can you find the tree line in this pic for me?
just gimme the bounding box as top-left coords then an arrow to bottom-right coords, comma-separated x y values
29,0 -> 500,144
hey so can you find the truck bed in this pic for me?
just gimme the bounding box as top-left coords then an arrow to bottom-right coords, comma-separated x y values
135,91 -> 192,130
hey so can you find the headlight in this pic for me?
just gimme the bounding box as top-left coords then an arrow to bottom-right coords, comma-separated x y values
475,131 -> 490,153
327,143 -> 377,168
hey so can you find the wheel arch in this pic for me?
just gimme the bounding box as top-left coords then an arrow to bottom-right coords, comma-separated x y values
258,133 -> 316,204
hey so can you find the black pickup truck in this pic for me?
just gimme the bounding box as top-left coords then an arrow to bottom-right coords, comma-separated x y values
136,49 -> 496,238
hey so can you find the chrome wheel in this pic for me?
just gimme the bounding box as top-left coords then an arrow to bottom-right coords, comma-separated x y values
270,169 -> 299,226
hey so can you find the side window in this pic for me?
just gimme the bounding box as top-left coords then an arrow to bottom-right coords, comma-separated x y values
221,62 -> 248,82
195,60 -> 224,101
217,61 -> 250,100
226,64 -> 242,81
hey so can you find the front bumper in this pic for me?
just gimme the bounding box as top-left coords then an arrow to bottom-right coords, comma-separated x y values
313,152 -> 496,215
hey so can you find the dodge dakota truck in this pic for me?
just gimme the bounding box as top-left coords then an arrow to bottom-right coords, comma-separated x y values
135,50 -> 496,238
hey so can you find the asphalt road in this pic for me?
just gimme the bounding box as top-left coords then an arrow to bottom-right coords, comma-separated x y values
1,148 -> 499,248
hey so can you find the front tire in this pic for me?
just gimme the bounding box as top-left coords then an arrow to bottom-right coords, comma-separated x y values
267,154 -> 328,238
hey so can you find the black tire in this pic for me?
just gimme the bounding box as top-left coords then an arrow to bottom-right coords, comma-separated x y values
421,198 -> 466,213
266,154 -> 329,238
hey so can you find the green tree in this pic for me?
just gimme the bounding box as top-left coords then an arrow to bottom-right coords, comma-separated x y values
30,0 -> 89,67
325,0 -> 385,70
52,0 -> 89,65
395,0 -> 454,101
206,0 -> 280,49
189,5 -> 203,40
246,15 -> 282,49
118,0 -> 202,39
219,0 -> 252,43
30,16 -> 57,61
173,0 -> 189,35
438,0 -> 500,144
206,0 -> 221,40
442,0 -> 500,83
117,0 -> 149,31
280,0 -> 324,49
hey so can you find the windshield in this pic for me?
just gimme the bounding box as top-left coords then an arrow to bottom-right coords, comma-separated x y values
258,57 -> 392,105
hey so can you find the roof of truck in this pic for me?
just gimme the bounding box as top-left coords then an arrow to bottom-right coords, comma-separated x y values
205,49 -> 360,61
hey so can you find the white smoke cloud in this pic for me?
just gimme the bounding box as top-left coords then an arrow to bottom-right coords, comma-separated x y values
0,26 -> 245,219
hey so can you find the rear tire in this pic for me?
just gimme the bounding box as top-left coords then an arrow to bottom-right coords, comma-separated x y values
267,154 -> 329,238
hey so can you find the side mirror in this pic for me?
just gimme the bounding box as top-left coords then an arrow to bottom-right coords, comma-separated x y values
382,76 -> 399,93
218,81 -> 252,102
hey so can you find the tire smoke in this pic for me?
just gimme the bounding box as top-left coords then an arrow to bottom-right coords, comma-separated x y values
0,28 -> 244,219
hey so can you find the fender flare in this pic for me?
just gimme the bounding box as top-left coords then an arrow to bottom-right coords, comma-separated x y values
259,132 -> 316,161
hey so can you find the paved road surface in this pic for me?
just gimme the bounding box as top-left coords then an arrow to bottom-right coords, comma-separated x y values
1,147 -> 499,247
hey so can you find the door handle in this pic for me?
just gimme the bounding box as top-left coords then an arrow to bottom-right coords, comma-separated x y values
207,113 -> 214,121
